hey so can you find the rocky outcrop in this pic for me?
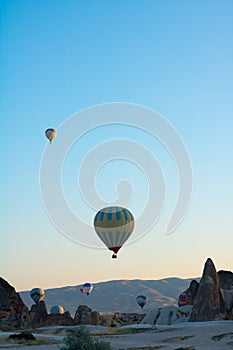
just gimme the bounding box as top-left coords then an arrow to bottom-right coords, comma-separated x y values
142,259 -> 232,325
141,305 -> 193,325
30,302 -> 74,327
0,277 -> 31,330
113,312 -> 145,326
141,308 -> 160,325
43,311 -> 74,326
186,279 -> 199,304
73,305 -> 144,326
218,270 -> 233,317
189,258 -> 226,322
2,261 -> 233,329
174,305 -> 193,324
156,306 -> 178,325
30,301 -> 48,328
218,270 -> 233,289
74,305 -> 94,324
73,305 -> 114,326
73,305 -> 108,326
98,313 -> 114,326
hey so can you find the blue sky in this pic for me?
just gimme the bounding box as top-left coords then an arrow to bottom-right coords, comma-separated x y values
1,0 -> 233,292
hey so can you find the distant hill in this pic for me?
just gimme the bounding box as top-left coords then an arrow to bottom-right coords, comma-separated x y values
20,278 -> 199,316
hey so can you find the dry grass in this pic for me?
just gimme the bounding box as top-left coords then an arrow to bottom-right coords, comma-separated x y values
212,332 -> 233,341
126,347 -> 163,350
0,331 -> 60,347
0,338 -> 59,347
162,335 -> 194,343
90,327 -> 152,336
173,347 -> 196,350
155,328 -> 178,333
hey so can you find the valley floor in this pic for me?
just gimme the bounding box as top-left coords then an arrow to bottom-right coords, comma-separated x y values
0,321 -> 233,350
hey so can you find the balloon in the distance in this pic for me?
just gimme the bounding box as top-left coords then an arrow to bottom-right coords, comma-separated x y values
93,206 -> 135,258
50,305 -> 64,314
81,282 -> 93,295
136,295 -> 147,309
45,128 -> 57,143
178,291 -> 188,307
30,288 -> 45,304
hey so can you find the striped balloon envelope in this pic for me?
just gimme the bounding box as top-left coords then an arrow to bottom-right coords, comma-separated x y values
93,206 -> 134,258
30,288 -> 45,304
178,291 -> 188,306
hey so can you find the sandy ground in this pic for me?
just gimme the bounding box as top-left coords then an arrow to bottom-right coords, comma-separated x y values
0,321 -> 233,349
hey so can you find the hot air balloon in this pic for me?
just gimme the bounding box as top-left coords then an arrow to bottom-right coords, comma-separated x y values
50,305 -> 64,314
136,295 -> 147,309
178,291 -> 188,307
45,128 -> 56,143
30,288 -> 45,304
93,206 -> 135,258
81,283 -> 93,295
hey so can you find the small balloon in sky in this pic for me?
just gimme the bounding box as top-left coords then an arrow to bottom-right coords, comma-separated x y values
136,295 -> 147,309
30,288 -> 45,304
45,128 -> 57,143
178,290 -> 188,306
81,282 -> 93,295
93,206 -> 135,259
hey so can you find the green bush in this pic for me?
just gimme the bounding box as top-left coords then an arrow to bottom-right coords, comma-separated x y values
8,331 -> 36,341
174,347 -> 196,350
60,326 -> 112,350
94,340 -> 113,350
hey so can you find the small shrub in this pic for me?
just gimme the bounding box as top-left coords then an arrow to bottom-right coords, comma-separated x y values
8,331 -> 36,341
127,347 -> 162,350
94,340 -> 113,350
174,347 -> 196,350
60,326 -> 112,350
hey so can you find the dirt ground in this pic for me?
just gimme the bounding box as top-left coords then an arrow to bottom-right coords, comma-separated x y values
0,321 -> 233,349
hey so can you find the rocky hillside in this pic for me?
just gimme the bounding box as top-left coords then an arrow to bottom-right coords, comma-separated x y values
0,277 -> 31,330
20,277 -> 199,315
1,258 -> 233,330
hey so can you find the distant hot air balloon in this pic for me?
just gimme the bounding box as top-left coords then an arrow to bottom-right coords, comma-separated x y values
30,288 -> 45,304
50,305 -> 64,314
81,282 -> 93,295
178,291 -> 188,307
136,295 -> 147,309
45,128 -> 56,143
93,206 -> 135,258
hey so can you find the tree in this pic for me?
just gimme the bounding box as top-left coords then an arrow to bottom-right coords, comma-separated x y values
60,326 -> 112,350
